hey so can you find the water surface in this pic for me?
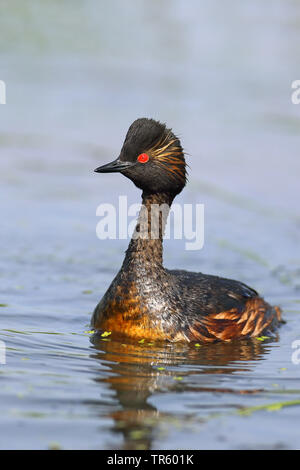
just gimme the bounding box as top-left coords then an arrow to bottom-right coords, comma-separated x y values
0,0 -> 300,450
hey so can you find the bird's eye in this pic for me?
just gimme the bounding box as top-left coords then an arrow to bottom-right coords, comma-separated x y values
137,153 -> 149,163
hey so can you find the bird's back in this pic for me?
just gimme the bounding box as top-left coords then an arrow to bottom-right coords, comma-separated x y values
167,269 -> 282,342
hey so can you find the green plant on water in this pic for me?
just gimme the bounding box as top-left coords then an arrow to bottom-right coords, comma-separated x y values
238,399 -> 300,416
101,331 -> 111,337
129,429 -> 147,440
255,336 -> 270,341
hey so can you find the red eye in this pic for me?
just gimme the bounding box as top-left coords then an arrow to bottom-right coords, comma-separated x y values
137,153 -> 149,163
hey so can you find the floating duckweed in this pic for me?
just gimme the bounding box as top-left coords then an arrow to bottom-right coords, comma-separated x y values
238,399 -> 300,416
173,376 -> 183,381
156,367 -> 165,371
256,336 -> 270,341
194,343 -> 201,348
129,430 -> 147,440
84,330 -> 95,334
101,331 -> 111,337
82,290 -> 93,294
0,303 -> 8,307
138,339 -> 145,344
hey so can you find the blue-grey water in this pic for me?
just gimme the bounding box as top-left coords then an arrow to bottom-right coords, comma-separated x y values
0,0 -> 300,450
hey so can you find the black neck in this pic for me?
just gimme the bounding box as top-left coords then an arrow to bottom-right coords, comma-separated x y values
122,191 -> 174,269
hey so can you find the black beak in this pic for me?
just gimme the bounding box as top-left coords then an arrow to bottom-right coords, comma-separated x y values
94,158 -> 135,173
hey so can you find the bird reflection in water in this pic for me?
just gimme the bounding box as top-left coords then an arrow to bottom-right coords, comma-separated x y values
89,334 -> 276,450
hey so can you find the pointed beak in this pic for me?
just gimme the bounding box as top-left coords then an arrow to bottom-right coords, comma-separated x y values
94,158 -> 135,174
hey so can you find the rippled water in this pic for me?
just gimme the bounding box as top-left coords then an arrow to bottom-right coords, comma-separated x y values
0,0 -> 300,449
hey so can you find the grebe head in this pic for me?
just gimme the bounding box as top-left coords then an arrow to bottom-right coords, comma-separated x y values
95,118 -> 186,196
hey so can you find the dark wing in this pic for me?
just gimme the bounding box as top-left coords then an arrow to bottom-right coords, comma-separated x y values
167,269 -> 281,342
167,269 -> 258,316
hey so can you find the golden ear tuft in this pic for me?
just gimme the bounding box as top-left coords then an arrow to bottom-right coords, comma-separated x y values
148,132 -> 186,183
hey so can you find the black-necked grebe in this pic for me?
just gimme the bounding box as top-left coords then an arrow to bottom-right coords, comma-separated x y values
91,118 -> 282,342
